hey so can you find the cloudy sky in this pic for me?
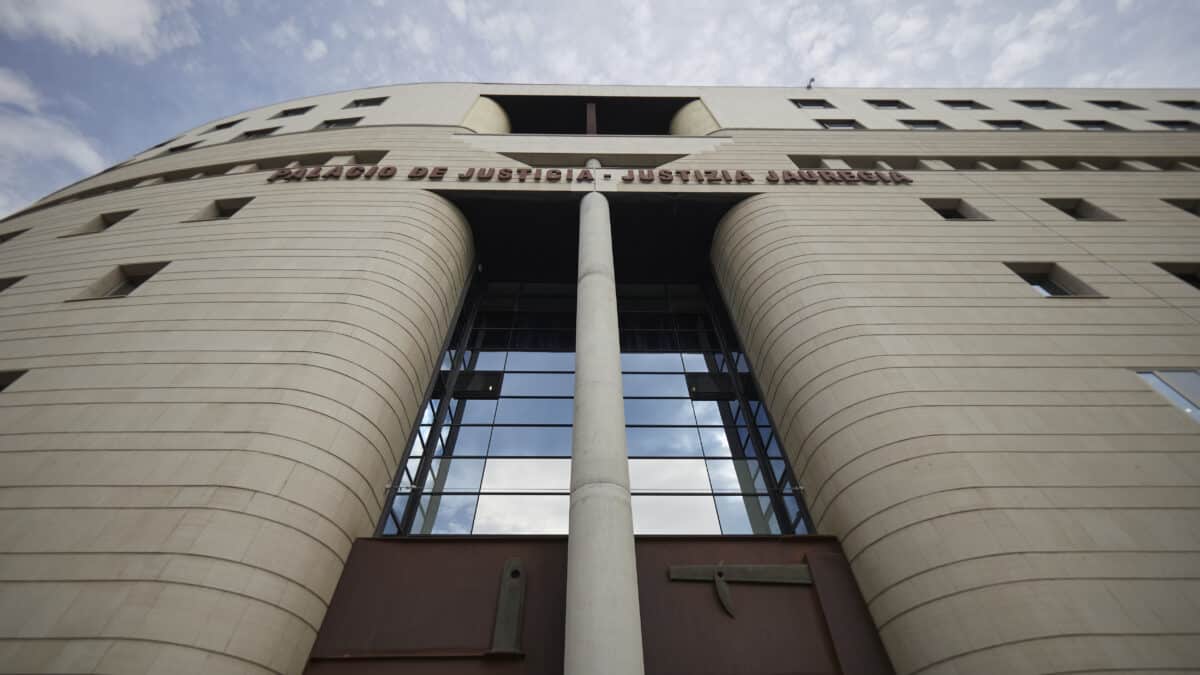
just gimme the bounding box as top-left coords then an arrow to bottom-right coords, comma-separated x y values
0,0 -> 1197,216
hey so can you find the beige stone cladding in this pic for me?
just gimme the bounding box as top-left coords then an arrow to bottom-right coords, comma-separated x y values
711,136 -> 1200,671
0,161 -> 473,672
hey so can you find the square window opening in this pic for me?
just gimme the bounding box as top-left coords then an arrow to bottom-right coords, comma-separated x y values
792,98 -> 835,109
345,96 -> 387,108
921,198 -> 988,220
191,197 -> 254,221
272,105 -> 315,118
986,119 -> 1039,130
940,99 -> 989,110
866,99 -> 912,110
1013,99 -> 1065,110
1004,262 -> 1101,298
817,119 -> 863,130
1153,120 -> 1200,131
902,119 -> 951,131
1088,100 -> 1143,111
1043,198 -> 1120,221
0,229 -> 30,245
0,369 -> 27,392
1164,199 -> 1199,216
316,117 -> 363,130
205,118 -> 244,133
239,127 -> 280,140
59,209 -> 137,239
1069,120 -> 1125,131
72,261 -> 170,301
1155,263 -> 1200,290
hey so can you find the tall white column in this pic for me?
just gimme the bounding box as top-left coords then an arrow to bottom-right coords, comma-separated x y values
564,184 -> 645,675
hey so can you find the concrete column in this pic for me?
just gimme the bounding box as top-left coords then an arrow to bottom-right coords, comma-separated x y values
564,185 -> 645,675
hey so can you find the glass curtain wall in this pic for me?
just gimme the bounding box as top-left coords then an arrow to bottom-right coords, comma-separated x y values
378,280 -> 811,536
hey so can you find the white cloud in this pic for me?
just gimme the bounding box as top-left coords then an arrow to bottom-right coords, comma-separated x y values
265,17 -> 302,48
331,21 -> 348,39
0,67 -> 40,112
446,0 -> 467,22
305,38 -> 328,62
0,0 -> 199,63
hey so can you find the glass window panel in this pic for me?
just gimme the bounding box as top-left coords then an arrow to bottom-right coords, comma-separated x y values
763,434 -> 783,458
706,459 -> 769,494
629,459 -> 712,493
470,329 -> 509,350
408,432 -> 425,458
621,331 -> 678,352
626,427 -> 703,457
1158,370 -> 1200,406
411,494 -> 477,534
420,401 -> 437,425
446,426 -> 491,455
681,353 -> 710,373
698,427 -> 733,457
632,495 -> 721,534
506,351 -> 576,372
733,352 -> 751,373
397,457 -> 423,491
620,353 -> 684,372
440,351 -> 454,371
425,458 -> 485,492
676,331 -> 720,352
736,426 -> 756,456
754,402 -> 770,426
771,459 -> 790,483
473,495 -> 569,534
489,426 -> 572,456
1139,372 -> 1200,421
503,373 -> 575,396
482,458 -> 570,492
510,329 -> 574,351
693,400 -> 725,426
715,495 -> 780,535
496,398 -> 575,424
473,351 -> 507,370
624,399 -> 696,425
458,399 -> 497,424
623,374 -> 689,397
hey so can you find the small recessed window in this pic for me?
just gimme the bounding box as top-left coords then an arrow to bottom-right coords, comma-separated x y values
59,209 -> 137,238
316,117 -> 363,130
0,276 -> 23,293
165,141 -> 200,153
73,262 -> 170,301
1153,120 -> 1200,131
921,198 -> 988,220
273,105 -> 315,118
1014,100 -> 1065,110
1004,262 -> 1099,298
1069,120 -> 1125,131
192,197 -> 253,221
987,119 -> 1039,131
940,99 -> 989,110
902,119 -> 951,131
866,99 -> 911,110
792,99 -> 835,109
1164,199 -> 1200,216
205,118 -> 244,133
0,229 -> 28,245
0,370 -> 27,392
817,119 -> 863,130
239,127 -> 280,140
1137,370 -> 1200,422
1162,100 -> 1200,110
1088,100 -> 1143,111
1156,263 -> 1200,290
1043,198 -> 1120,221
345,96 -> 387,108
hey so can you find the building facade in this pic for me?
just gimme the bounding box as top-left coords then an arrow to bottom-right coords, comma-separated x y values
0,83 -> 1199,675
